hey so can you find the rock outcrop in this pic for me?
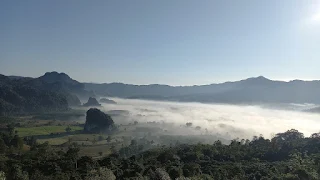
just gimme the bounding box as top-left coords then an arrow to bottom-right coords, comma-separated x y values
84,108 -> 114,133
100,98 -> 117,104
83,97 -> 101,107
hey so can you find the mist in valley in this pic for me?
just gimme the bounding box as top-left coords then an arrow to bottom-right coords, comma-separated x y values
76,98 -> 320,142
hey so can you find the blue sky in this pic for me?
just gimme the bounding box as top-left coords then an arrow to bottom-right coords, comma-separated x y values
1,0 -> 320,85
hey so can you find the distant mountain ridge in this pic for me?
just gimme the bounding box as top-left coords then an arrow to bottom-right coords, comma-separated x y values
84,76 -> 320,104
3,72 -> 320,105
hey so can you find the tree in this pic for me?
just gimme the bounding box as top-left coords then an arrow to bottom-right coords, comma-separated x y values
186,122 -> 193,127
0,139 -> 7,154
273,129 -> 304,142
98,135 -> 104,141
131,139 -> 137,146
66,146 -> 80,169
24,136 -> 37,147
168,166 -> 183,179
84,167 -> 116,180
9,165 -> 29,180
65,126 -> 72,133
106,136 -> 112,143
153,168 -> 171,180
7,124 -> 14,136
92,138 -> 97,145
311,132 -> 320,138
110,145 -> 117,154
0,171 -> 5,180
183,163 -> 201,177
11,135 -> 24,150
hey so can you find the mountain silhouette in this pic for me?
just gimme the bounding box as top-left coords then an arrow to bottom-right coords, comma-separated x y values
3,72 -> 320,105
85,76 -> 320,104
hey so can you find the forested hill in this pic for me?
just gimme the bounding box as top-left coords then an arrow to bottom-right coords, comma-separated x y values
85,76 -> 320,104
38,72 -> 94,101
0,72 -> 93,115
0,74 -> 68,115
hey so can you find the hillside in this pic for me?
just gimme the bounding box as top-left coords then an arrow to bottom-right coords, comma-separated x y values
0,72 -> 95,115
85,76 -> 320,104
38,72 -> 95,101
0,74 -> 69,115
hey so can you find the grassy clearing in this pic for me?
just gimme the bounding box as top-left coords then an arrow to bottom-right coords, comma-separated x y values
31,109 -> 85,120
68,134 -> 105,141
21,119 -> 83,128
16,126 -> 83,137
37,137 -> 69,145
79,145 -> 112,157
36,134 -> 106,146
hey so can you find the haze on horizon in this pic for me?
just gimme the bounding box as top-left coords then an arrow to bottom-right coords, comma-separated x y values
1,1 -> 320,85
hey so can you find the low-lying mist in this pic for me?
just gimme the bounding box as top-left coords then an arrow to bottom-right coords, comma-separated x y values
87,98 -> 320,140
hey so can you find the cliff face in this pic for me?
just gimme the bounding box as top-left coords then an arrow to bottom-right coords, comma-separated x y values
84,108 -> 114,133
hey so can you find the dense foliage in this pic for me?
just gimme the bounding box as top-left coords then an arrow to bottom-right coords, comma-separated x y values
0,75 -> 69,115
0,128 -> 319,179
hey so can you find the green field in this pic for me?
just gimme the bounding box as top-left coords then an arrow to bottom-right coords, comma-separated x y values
37,137 -> 69,145
16,125 -> 83,136
79,144 -> 112,157
37,134 -> 105,145
31,110 -> 85,120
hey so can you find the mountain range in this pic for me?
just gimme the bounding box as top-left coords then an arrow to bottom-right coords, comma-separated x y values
1,72 -> 320,115
85,76 -> 320,104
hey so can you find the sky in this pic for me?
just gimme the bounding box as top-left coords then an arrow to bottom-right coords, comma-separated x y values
1,0 -> 320,85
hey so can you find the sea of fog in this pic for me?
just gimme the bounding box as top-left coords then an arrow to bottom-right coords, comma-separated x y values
95,98 -> 320,140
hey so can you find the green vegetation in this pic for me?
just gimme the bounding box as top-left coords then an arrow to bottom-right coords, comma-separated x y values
0,126 -> 319,179
37,137 -> 69,145
31,110 -> 85,120
0,74 -> 69,116
0,116 -> 18,124
84,108 -> 114,133
0,72 -> 94,116
16,125 -> 82,137
36,134 -> 107,146
1,107 -> 320,179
